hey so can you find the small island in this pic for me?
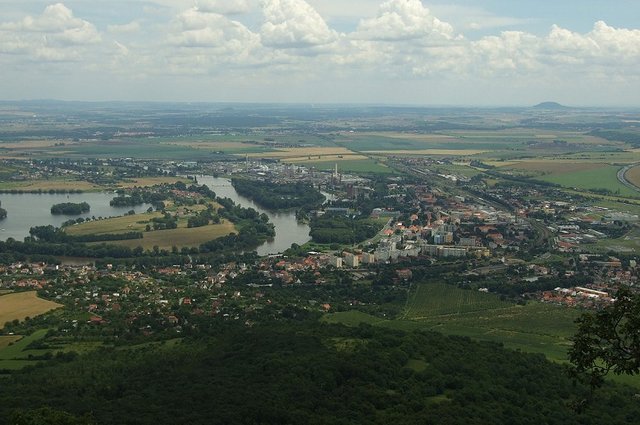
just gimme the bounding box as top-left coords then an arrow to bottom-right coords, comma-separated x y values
50,202 -> 90,215
0,207 -> 6,220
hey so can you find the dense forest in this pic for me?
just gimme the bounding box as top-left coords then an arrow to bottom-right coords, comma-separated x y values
50,202 -> 90,215
0,323 -> 638,424
232,178 -> 325,210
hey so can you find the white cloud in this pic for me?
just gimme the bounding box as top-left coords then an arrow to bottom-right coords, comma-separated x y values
0,3 -> 100,44
170,8 -> 259,51
472,31 -> 539,73
0,3 -> 101,63
107,21 -> 142,34
1,2 -> 640,104
355,0 -> 455,42
197,0 -> 251,15
260,0 -> 339,48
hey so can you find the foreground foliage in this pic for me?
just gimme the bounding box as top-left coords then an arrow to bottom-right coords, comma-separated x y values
570,289 -> 640,389
1,323 -> 638,424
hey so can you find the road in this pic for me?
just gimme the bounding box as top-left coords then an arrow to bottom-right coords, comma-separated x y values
616,163 -> 640,193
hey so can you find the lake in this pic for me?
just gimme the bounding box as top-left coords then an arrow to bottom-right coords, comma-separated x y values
0,191 -> 152,242
0,178 -> 311,255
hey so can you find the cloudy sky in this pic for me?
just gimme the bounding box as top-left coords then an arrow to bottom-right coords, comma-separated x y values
1,0 -> 639,106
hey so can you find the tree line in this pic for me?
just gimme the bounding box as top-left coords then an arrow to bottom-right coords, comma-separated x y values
232,178 -> 324,210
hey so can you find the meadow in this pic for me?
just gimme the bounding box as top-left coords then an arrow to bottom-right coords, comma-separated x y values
500,160 -> 638,197
105,220 -> 236,250
539,164 -> 636,196
0,291 -> 62,328
66,208 -> 237,250
65,211 -> 163,235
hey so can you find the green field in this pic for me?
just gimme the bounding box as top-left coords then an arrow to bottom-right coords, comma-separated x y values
539,164 -> 637,197
324,283 -> 582,363
404,282 -> 512,319
335,134 -> 506,152
0,329 -> 49,370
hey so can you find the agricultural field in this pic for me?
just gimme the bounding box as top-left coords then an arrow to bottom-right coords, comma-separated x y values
624,164 -> 640,188
66,207 -> 236,250
334,133 -> 499,152
65,211 -> 163,235
246,146 -> 358,160
105,220 -> 236,250
0,178 -> 102,192
540,165 -> 636,196
501,161 -> 638,197
0,291 -> 62,328
504,160 -> 605,176
365,149 -> 487,156
116,176 -> 190,188
324,283 -> 582,363
5,139 -> 225,161
403,282 -> 512,319
0,336 -> 20,350
160,140 -> 274,154
0,329 -> 49,370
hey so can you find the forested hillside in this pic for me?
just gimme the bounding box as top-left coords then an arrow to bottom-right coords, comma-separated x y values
1,323 -> 638,425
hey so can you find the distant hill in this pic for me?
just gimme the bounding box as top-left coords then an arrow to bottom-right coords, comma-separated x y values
533,101 -> 568,109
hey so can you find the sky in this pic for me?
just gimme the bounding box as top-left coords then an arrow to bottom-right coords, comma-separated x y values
1,0 -> 639,106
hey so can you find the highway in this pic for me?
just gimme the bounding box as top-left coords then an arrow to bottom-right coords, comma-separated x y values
616,163 -> 640,193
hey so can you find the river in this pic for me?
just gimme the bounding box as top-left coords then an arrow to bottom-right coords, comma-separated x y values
0,178 -> 311,256
0,191 -> 152,241
197,176 -> 311,256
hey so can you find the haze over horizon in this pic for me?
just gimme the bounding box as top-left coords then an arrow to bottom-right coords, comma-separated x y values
1,0 -> 639,107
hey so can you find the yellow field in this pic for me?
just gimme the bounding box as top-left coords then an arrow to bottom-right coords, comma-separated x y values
484,161 -> 519,167
65,212 -> 163,236
103,220 -> 236,250
246,147 -> 356,159
625,165 -> 640,188
0,291 -> 63,328
0,140 -> 79,149
0,335 -> 21,349
0,179 -> 102,191
116,176 -> 190,188
363,149 -> 487,156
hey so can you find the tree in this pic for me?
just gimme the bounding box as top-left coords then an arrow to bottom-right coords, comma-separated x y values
569,288 -> 640,389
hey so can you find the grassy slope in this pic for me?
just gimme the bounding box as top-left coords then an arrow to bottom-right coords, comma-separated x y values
323,283 -> 581,363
